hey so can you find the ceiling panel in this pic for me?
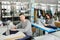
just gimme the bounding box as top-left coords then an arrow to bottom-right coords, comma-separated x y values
35,0 -> 58,4
0,0 -> 58,4
0,0 -> 30,2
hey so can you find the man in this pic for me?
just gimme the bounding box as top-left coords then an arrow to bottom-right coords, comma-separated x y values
11,13 -> 32,36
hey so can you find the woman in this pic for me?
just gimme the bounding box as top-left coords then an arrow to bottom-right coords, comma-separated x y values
44,13 -> 57,29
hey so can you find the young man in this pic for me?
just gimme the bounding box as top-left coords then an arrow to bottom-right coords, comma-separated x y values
11,13 -> 32,36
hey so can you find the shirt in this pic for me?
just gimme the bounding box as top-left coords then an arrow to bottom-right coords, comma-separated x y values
16,19 -> 32,36
46,18 -> 55,26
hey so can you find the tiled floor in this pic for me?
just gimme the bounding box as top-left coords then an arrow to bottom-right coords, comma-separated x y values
34,31 -> 60,40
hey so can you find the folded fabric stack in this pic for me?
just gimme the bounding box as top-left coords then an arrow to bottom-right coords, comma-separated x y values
4,31 -> 26,40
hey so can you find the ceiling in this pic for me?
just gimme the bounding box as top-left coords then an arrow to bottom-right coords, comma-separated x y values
0,0 -> 60,4
0,0 -> 30,2
35,0 -> 58,4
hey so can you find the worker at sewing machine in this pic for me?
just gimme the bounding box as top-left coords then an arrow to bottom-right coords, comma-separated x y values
10,13 -> 32,36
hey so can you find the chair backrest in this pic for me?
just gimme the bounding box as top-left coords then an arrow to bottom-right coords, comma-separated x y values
54,22 -> 60,28
32,27 -> 36,33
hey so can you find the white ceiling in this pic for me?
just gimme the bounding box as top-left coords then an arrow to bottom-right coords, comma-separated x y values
35,0 -> 58,4
0,0 -> 59,4
0,0 -> 30,2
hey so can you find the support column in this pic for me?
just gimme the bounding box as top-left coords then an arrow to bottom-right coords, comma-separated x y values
0,2 -> 2,20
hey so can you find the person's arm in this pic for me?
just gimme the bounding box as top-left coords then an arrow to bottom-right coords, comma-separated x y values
16,20 -> 31,32
11,22 -> 22,31
16,22 -> 22,28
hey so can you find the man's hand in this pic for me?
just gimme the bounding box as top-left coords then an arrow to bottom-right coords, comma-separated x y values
11,29 -> 17,31
11,26 -> 17,31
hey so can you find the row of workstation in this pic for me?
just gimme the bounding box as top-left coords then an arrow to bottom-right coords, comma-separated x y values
32,22 -> 60,40
0,22 -> 60,40
32,23 -> 60,34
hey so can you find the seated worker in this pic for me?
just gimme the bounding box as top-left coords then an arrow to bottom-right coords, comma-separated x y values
44,13 -> 57,29
11,13 -> 32,36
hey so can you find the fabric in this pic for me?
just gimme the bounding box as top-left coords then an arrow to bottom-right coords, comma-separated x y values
17,35 -> 32,40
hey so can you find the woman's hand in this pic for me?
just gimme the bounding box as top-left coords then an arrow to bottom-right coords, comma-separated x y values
44,24 -> 48,26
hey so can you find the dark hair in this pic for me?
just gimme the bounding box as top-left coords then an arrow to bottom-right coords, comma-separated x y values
19,13 -> 24,16
45,13 -> 52,19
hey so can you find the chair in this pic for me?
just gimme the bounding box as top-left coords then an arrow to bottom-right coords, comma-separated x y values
32,27 -> 36,37
54,22 -> 60,28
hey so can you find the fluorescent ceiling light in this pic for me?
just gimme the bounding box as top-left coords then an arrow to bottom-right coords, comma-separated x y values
58,1 -> 60,3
